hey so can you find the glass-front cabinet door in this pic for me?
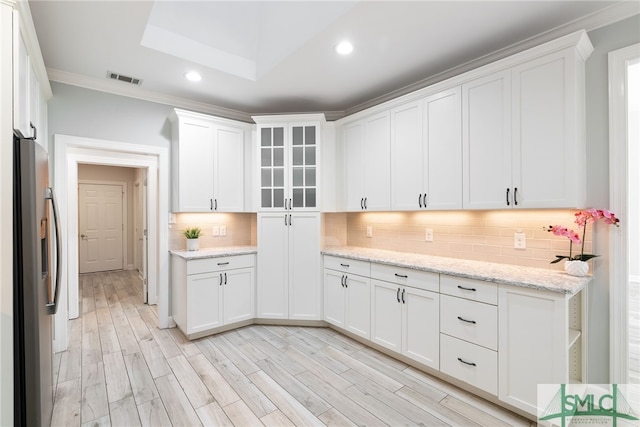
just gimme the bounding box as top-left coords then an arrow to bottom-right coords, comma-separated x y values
260,126 -> 286,209
258,119 -> 320,211
290,125 -> 317,209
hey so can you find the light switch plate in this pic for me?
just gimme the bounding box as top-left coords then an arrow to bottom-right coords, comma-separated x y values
212,226 -> 219,236
366,226 -> 373,238
220,225 -> 227,236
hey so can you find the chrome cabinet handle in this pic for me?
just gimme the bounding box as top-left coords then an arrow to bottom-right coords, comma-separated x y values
457,357 -> 477,367
506,188 -> 510,206
457,316 -> 477,324
457,285 -> 476,292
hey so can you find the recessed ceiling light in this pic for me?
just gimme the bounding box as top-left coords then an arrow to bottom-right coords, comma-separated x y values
185,71 -> 202,82
335,40 -> 353,55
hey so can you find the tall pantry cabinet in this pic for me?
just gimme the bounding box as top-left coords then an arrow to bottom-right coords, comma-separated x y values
254,115 -> 325,320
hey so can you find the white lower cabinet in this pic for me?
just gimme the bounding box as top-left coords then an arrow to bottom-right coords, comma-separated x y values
171,254 -> 255,339
498,284 -> 584,415
323,265 -> 371,339
370,277 -> 440,370
257,212 -> 321,320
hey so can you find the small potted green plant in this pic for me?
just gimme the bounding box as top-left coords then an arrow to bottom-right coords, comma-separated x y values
183,227 -> 201,251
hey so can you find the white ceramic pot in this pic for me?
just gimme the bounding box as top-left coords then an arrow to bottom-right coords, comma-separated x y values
564,260 -> 589,277
186,238 -> 199,251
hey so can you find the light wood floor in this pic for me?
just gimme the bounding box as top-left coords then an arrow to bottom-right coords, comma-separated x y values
51,270 -> 535,427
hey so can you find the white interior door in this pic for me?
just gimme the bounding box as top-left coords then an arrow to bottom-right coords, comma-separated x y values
78,183 -> 123,273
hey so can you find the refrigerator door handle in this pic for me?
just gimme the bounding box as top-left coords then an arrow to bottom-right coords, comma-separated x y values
45,187 -> 62,315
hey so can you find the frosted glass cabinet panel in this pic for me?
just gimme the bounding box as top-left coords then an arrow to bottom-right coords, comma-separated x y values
255,115 -> 324,212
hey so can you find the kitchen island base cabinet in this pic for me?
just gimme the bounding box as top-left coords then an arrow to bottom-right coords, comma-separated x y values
171,254 -> 255,339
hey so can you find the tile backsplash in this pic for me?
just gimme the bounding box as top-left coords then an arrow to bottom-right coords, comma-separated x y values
324,209 -> 593,271
170,213 -> 256,250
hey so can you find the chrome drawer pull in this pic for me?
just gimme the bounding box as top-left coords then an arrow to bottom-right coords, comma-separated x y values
457,357 -> 477,367
457,316 -> 477,324
457,285 -> 476,292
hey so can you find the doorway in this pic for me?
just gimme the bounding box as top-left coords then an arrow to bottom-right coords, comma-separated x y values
609,43 -> 640,384
53,135 -> 169,354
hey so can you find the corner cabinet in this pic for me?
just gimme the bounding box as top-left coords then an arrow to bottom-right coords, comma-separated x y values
169,109 -> 250,212
254,115 -> 324,211
171,254 -> 255,339
463,33 -> 593,209
256,212 -> 321,320
254,114 -> 325,321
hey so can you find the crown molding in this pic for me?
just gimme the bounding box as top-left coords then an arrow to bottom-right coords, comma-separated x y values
46,2 -> 639,124
47,68 -> 254,123
342,2 -> 639,118
14,0 -> 52,99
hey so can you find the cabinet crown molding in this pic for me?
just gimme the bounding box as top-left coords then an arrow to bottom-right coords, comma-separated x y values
252,113 -> 327,125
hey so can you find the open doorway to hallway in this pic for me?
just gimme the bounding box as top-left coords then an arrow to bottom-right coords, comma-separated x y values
77,164 -> 148,303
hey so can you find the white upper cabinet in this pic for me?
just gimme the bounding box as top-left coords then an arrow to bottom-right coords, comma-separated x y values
255,115 -> 324,212
391,88 -> 462,210
339,30 -> 591,212
344,111 -> 391,211
12,7 -> 51,149
170,109 -> 248,212
462,71 -> 512,210
463,40 -> 591,209
511,49 -> 586,208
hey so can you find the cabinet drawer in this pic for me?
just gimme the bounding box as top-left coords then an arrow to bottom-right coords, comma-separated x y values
440,275 -> 497,305
324,256 -> 370,277
370,263 -> 438,293
187,254 -> 255,275
440,295 -> 497,350
440,334 -> 497,395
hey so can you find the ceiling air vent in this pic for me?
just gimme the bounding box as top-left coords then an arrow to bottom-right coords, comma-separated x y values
107,71 -> 142,86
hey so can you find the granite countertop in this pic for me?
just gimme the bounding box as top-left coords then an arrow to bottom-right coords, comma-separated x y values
170,245 -> 257,260
322,246 -> 591,295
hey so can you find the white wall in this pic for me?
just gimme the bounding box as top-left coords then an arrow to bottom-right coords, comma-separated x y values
584,14 -> 640,383
77,164 -> 136,268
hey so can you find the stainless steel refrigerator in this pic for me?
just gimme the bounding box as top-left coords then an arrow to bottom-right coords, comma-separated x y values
13,135 -> 61,427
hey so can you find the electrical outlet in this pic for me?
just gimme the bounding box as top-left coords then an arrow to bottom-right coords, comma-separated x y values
169,213 -> 176,224
212,226 -> 219,236
514,232 -> 526,249
425,228 -> 433,242
220,225 -> 227,236
366,226 -> 373,238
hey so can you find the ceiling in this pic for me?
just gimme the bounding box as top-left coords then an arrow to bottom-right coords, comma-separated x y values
29,1 -> 635,120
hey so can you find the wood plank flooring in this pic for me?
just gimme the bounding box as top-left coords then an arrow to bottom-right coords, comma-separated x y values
51,270 -> 534,426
